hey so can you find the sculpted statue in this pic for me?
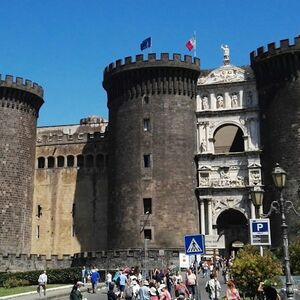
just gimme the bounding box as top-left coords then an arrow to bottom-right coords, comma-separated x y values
202,96 -> 209,110
217,94 -> 224,108
221,44 -> 230,65
231,93 -> 238,107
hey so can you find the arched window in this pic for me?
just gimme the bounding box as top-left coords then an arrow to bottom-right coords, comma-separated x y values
77,155 -> 84,167
57,156 -> 65,168
48,156 -> 55,168
67,155 -> 74,167
214,124 -> 244,154
96,154 -> 104,169
37,157 -> 45,169
86,155 -> 94,168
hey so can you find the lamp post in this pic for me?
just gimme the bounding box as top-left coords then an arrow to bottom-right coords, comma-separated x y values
271,164 -> 293,300
250,185 -> 265,256
250,186 -> 265,219
140,211 -> 150,280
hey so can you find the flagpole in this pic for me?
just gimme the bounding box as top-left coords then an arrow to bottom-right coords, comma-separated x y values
194,31 -> 197,58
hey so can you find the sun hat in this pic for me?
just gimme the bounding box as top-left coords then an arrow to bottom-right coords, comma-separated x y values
143,280 -> 149,286
150,287 -> 157,296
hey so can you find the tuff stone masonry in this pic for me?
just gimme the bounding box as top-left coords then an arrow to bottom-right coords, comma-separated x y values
1,35 -> 300,272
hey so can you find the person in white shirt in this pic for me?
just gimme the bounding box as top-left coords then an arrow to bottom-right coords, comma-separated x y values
38,270 -> 48,296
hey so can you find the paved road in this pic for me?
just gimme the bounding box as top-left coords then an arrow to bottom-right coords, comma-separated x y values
1,273 -> 227,300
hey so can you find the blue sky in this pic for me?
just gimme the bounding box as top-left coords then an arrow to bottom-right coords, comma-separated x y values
1,0 -> 300,126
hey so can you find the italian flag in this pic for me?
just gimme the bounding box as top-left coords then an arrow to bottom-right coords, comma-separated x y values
186,36 -> 196,51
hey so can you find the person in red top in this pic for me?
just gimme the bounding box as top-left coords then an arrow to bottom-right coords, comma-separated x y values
160,284 -> 171,300
175,281 -> 190,299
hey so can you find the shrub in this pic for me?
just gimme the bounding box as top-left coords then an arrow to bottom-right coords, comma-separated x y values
0,267 -> 81,287
231,244 -> 283,299
2,278 -> 30,288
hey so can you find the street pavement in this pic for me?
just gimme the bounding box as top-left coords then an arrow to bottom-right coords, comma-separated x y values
0,273 -> 227,300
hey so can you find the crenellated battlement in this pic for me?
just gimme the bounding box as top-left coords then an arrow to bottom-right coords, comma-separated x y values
0,74 -> 44,98
250,35 -> 300,60
104,53 -> 200,76
250,35 -> 300,88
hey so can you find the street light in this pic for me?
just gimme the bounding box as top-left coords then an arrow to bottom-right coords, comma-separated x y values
250,186 -> 265,218
250,164 -> 299,299
270,163 -> 293,300
140,211 -> 150,280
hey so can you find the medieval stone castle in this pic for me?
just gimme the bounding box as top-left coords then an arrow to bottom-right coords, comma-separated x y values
1,35 -> 300,271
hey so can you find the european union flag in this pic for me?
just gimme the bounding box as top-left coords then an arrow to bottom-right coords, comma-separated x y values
140,37 -> 152,51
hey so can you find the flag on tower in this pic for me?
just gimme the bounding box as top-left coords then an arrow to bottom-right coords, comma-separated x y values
140,37 -> 152,51
186,36 -> 196,51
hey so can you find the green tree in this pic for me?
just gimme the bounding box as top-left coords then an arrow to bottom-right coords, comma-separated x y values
288,238 -> 300,275
230,245 -> 283,299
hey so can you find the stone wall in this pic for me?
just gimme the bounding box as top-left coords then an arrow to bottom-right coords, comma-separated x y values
103,53 -> 200,251
0,75 -> 44,255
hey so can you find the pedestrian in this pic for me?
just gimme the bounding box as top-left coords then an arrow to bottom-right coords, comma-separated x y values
119,269 -> 128,298
91,267 -> 100,293
225,280 -> 240,300
132,279 -> 140,300
81,266 -> 87,284
106,271 -> 113,289
174,271 -> 183,285
150,286 -> 159,300
186,268 -> 196,300
37,270 -> 48,296
205,273 -> 221,300
124,280 -> 134,300
70,281 -> 84,300
174,280 -> 189,299
139,280 -> 150,300
108,283 -> 118,300
159,284 -> 171,300
258,281 -> 280,300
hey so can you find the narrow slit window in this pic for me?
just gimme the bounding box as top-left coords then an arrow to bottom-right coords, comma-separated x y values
143,118 -> 151,131
143,198 -> 152,214
144,229 -> 152,240
143,154 -> 151,168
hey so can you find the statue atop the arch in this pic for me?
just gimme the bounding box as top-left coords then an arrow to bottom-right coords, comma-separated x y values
221,44 -> 230,65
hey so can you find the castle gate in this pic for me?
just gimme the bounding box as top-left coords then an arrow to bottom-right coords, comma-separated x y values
216,208 -> 248,258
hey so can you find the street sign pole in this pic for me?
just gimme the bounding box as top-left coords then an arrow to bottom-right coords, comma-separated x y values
184,234 -> 205,300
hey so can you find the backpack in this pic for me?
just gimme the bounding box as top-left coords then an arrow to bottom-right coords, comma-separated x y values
205,283 -> 211,293
124,286 -> 133,299
178,288 -> 185,296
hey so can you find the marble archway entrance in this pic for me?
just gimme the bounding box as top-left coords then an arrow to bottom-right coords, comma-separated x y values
216,208 -> 248,258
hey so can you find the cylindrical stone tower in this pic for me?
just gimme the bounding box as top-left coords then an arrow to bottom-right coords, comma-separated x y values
0,75 -> 44,254
103,53 -> 200,250
251,36 -> 300,242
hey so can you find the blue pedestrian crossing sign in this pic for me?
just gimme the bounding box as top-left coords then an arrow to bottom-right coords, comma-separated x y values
250,219 -> 271,245
184,234 -> 205,255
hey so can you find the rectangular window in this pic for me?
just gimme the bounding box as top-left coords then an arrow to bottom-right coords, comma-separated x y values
36,225 -> 40,239
143,118 -> 151,131
143,154 -> 151,168
37,205 -> 42,218
144,229 -> 152,240
143,198 -> 152,214
143,95 -> 150,105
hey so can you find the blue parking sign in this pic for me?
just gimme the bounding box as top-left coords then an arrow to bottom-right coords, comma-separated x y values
250,219 -> 271,245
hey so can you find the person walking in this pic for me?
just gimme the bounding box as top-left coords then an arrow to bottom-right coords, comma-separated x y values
186,268 -> 196,300
37,270 -> 48,296
139,280 -> 150,300
91,268 -> 100,294
70,281 -> 84,300
108,283 -> 118,300
225,280 -> 240,300
205,273 -> 221,300
81,266 -> 87,284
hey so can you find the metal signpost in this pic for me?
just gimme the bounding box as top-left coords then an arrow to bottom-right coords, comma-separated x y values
249,219 -> 271,245
184,234 -> 205,300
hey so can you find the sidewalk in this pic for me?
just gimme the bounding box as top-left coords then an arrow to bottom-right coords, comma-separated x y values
0,285 -> 73,300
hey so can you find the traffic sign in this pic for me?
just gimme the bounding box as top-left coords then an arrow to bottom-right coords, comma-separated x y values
205,235 -> 225,249
184,234 -> 205,255
249,219 -> 271,245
